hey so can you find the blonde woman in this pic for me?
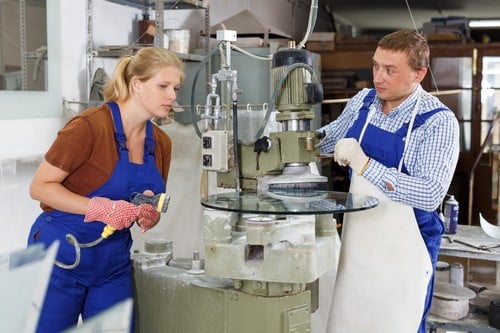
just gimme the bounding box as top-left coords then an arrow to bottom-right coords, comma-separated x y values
28,47 -> 184,333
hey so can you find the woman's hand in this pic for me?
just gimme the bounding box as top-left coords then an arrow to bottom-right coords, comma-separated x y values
135,190 -> 161,233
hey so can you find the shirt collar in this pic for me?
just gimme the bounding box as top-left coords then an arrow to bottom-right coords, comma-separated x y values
373,84 -> 423,117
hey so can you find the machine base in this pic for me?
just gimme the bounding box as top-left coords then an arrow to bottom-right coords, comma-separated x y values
132,255 -> 312,333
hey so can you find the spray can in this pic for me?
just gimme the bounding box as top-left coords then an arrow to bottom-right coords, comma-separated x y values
443,194 -> 459,234
449,262 -> 464,286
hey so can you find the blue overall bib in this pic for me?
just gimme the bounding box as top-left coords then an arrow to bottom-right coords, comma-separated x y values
345,89 -> 445,333
27,102 -> 166,333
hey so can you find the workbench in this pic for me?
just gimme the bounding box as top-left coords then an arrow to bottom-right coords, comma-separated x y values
427,224 -> 500,332
439,225 -> 500,262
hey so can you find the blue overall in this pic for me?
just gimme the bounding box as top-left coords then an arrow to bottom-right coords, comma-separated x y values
27,102 -> 166,333
345,89 -> 445,333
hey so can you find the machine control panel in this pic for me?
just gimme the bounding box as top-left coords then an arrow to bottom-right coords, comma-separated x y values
201,130 -> 232,172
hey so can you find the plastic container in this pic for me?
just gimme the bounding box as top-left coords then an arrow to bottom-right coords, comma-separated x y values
449,262 -> 464,286
435,261 -> 450,283
165,29 -> 190,53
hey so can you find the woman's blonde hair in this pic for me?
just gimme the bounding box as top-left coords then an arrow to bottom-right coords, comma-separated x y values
103,47 -> 185,102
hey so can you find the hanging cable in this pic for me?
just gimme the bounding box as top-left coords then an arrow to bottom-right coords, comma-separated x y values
296,0 -> 318,49
404,0 -> 440,92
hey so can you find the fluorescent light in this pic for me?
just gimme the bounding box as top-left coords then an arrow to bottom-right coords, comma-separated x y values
469,19 -> 500,28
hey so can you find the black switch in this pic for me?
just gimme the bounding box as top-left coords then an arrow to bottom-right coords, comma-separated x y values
203,136 -> 212,149
202,154 -> 212,166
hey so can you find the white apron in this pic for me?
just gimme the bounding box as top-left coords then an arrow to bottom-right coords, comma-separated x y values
327,96 -> 432,333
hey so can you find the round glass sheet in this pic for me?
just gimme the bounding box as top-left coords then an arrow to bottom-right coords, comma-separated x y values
201,190 -> 378,215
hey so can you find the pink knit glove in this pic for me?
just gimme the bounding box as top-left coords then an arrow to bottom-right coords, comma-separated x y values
84,197 -> 139,231
136,203 -> 160,233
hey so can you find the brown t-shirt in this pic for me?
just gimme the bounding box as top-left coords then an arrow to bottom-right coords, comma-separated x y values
41,103 -> 171,211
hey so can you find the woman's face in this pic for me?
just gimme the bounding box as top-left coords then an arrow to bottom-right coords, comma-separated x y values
135,65 -> 182,119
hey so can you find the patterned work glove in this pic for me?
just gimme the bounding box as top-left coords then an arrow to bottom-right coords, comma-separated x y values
136,203 -> 161,233
334,138 -> 370,175
84,197 -> 139,230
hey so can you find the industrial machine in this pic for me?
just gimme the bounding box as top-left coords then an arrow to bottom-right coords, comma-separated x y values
197,27 -> 335,314
199,31 -> 325,193
132,25 -> 378,332
132,192 -> 376,332
132,1 -> 378,331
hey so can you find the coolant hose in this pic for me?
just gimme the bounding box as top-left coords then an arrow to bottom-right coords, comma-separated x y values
54,227 -> 113,270
232,100 -> 241,191
296,0 -> 318,50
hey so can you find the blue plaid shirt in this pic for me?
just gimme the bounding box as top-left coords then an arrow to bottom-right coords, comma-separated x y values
318,85 -> 460,211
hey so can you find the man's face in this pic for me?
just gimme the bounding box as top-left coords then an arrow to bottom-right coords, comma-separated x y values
372,47 -> 425,108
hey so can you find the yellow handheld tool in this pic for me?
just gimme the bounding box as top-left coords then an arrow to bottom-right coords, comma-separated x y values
131,192 -> 170,213
56,192 -> 170,269
101,225 -> 117,239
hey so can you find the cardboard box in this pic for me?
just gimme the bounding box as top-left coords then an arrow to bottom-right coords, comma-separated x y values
306,41 -> 335,51
306,32 -> 335,51
309,32 -> 336,42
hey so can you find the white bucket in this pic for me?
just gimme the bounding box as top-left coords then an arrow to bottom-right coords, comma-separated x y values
165,29 -> 190,54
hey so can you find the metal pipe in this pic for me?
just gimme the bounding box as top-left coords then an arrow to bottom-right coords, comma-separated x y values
468,112 -> 500,225
323,89 -> 462,105
232,100 -> 241,192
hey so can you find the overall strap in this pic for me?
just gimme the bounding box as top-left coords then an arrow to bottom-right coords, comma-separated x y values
107,102 -> 157,163
358,89 -> 377,142
345,89 -> 377,140
106,102 -> 128,155
362,88 -> 377,110
144,121 -> 156,162
396,107 -> 448,137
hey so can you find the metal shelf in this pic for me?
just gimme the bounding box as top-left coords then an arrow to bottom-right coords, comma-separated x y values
95,45 -> 205,62
104,0 -> 208,9
86,0 -> 210,102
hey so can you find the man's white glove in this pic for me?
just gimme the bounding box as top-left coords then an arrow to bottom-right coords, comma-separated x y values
334,138 -> 370,175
